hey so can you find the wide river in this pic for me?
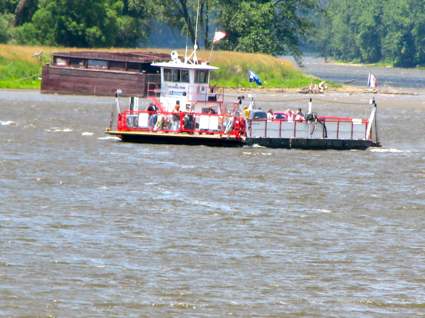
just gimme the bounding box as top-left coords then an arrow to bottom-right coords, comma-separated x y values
1,89 -> 424,317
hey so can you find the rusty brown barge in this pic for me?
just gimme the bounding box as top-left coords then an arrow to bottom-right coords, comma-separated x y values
41,51 -> 169,97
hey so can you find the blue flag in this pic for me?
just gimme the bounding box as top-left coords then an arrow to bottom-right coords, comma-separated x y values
248,70 -> 262,85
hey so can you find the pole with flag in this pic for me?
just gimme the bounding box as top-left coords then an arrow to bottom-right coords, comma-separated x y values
368,72 -> 378,89
248,70 -> 262,86
208,30 -> 227,61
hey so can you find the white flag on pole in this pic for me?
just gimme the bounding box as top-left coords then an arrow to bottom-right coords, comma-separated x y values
213,31 -> 226,43
368,72 -> 378,88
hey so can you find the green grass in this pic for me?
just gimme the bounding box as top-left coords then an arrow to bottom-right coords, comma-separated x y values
0,56 -> 41,89
0,44 -> 322,89
204,50 -> 320,88
210,64 -> 320,88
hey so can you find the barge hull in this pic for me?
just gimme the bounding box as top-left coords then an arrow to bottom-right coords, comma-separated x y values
245,138 -> 380,150
107,130 -> 243,147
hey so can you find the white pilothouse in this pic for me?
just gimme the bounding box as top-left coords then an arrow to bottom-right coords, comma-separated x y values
151,50 -> 222,114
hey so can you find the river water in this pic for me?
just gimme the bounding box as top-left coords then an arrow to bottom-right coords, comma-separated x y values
301,56 -> 425,90
1,90 -> 424,317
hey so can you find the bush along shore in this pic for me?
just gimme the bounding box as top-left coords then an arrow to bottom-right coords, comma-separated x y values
0,44 -> 321,90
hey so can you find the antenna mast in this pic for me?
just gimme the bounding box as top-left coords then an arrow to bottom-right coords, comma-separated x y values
194,0 -> 200,46
188,0 -> 201,64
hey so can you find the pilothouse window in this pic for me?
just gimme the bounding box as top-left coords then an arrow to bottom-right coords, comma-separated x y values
195,70 -> 209,83
164,68 -> 173,82
164,68 -> 190,83
180,70 -> 189,83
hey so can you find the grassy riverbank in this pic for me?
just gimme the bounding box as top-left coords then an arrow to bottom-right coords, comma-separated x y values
0,44 -> 320,90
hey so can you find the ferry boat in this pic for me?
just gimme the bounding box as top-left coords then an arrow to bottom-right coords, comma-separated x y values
105,50 -> 381,150
106,49 -> 247,147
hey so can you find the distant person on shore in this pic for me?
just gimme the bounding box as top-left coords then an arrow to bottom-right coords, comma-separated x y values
318,81 -> 327,93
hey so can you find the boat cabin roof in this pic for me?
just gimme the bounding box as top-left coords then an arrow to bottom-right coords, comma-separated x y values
152,61 -> 218,71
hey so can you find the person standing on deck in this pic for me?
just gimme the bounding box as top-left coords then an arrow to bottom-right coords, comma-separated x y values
147,103 -> 158,128
171,101 -> 181,131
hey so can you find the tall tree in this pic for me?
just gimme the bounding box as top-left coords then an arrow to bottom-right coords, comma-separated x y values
14,0 -> 38,25
155,0 -> 214,48
0,13 -> 14,43
0,0 -> 19,14
216,0 -> 318,58
315,0 -> 425,67
14,0 -> 153,47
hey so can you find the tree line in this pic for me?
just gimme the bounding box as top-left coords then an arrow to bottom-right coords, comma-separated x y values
3,0 -> 424,68
0,0 -> 316,60
314,0 -> 425,67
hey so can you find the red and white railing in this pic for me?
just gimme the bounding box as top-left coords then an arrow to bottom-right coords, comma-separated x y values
117,110 -> 246,139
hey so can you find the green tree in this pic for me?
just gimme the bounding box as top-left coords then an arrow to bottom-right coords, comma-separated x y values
354,1 -> 383,63
315,0 -> 425,67
13,0 -> 153,47
216,0 -> 317,58
381,0 -> 415,66
14,0 -> 39,25
0,13 -> 14,43
219,2 -> 276,53
154,0 -> 213,48
0,0 -> 19,14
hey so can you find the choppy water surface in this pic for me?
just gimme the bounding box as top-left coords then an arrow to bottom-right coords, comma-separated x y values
1,90 -> 425,317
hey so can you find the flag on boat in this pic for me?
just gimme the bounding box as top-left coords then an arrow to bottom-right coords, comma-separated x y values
368,72 -> 378,88
248,70 -> 262,85
213,31 -> 226,43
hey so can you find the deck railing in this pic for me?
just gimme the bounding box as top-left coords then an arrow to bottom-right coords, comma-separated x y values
117,110 -> 246,138
248,117 -> 370,141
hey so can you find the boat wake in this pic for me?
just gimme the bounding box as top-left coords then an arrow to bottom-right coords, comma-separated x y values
252,144 -> 266,148
97,136 -> 120,141
315,208 -> 333,214
243,151 -> 272,156
0,120 -> 16,126
369,148 -> 408,153
81,132 -> 94,136
45,127 -> 73,133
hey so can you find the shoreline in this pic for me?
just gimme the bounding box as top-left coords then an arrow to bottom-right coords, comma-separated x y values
323,58 -> 425,70
323,58 -> 393,69
200,85 -> 425,96
0,79 -> 425,97
2,85 -> 425,97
